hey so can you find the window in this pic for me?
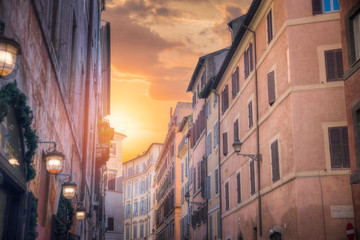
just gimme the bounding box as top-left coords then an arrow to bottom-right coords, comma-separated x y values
215,167 -> 219,195
181,163 -> 184,182
234,119 -> 239,141
225,181 -> 229,211
250,160 -> 255,195
207,174 -> 212,200
127,184 -> 131,198
223,132 -> 228,156
197,162 -> 201,190
267,9 -> 273,43
192,93 -> 196,108
140,224 -> 144,238
122,169 -> 125,177
325,49 -> 343,82
201,69 -> 206,89
126,204 -> 131,218
236,172 -> 241,203
128,167 -> 133,177
312,0 -> 339,14
214,121 -> 219,148
135,182 -> 138,195
111,142 -> 117,155
136,165 -> 139,174
214,93 -> 218,107
217,210 -> 221,238
271,139 -> 280,182
244,43 -> 253,79
267,71 -> 276,105
126,226 -> 130,240
209,215 -> 213,240
231,67 -> 239,99
221,85 -> 229,114
185,156 -> 188,177
346,3 -> 360,65
329,127 -> 350,168
133,225 -> 137,239
193,168 -> 196,191
248,101 -> 253,128
143,162 -> 146,171
206,131 -> 212,158
352,105 -> 360,172
181,186 -> 184,204
107,217 -> 114,231
108,173 -> 116,191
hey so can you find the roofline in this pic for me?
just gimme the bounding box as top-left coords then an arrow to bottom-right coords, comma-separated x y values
123,143 -> 163,163
114,131 -> 127,137
186,47 -> 230,92
211,0 -> 262,92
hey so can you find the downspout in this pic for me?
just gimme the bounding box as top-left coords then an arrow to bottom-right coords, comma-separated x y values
186,124 -> 191,240
243,25 -> 262,237
211,88 -> 222,239
205,98 -> 208,240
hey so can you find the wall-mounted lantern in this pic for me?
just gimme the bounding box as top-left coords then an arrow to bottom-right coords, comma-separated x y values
0,19 -> 21,77
75,205 -> 86,221
62,181 -> 77,199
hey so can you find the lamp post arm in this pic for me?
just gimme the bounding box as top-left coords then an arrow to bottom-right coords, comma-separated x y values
38,140 -> 57,150
236,153 -> 262,161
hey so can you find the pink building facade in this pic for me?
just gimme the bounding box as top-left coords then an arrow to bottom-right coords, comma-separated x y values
208,0 -> 353,239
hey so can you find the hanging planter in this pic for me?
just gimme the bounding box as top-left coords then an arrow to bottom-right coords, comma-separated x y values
0,81 -> 39,181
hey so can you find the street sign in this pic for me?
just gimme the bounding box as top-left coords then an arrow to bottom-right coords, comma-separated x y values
346,223 -> 355,240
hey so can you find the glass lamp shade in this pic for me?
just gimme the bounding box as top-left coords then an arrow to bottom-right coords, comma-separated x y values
75,206 -> 86,221
45,149 -> 65,174
232,140 -> 243,153
0,38 -> 21,77
185,191 -> 190,203
62,181 -> 77,199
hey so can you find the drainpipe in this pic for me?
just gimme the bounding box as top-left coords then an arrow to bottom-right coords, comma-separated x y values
243,25 -> 262,237
205,98 -> 208,240
211,88 -> 222,239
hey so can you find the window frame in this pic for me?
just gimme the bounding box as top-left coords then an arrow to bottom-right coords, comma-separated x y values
345,1 -> 360,71
266,9 -> 274,44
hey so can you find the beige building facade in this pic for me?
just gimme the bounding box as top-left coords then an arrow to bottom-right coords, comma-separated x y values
123,143 -> 162,240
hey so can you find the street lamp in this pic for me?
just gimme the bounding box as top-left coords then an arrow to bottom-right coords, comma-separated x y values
62,181 -> 77,199
0,20 -> 21,77
185,191 -> 204,207
232,140 -> 262,161
45,148 -> 65,174
75,205 -> 86,221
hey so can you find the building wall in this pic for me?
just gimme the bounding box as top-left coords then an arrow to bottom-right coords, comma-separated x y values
123,143 -> 162,240
339,0 -> 360,237
0,0 -> 108,239
217,0 -> 353,239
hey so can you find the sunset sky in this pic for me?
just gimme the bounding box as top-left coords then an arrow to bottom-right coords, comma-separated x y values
103,0 -> 251,162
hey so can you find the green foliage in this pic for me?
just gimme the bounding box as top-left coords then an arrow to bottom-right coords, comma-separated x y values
56,194 -> 74,239
0,81 -> 39,181
29,195 -> 39,240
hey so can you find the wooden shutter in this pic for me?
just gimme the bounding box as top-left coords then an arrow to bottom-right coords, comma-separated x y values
209,214 -> 213,240
250,160 -> 255,195
215,168 -> 219,194
329,127 -> 350,168
237,172 -> 241,203
325,50 -> 336,82
271,139 -> 280,182
193,168 -> 196,191
244,49 -> 249,78
336,50 -> 344,79
248,101 -> 253,128
267,10 -> 273,43
268,71 -> 275,105
312,0 -> 322,14
249,43 -> 253,72
181,163 -> 184,182
224,85 -> 229,111
214,121 -> 219,148
234,119 -> 239,141
217,210 -> 221,238
232,71 -> 236,99
207,175 -> 211,200
225,182 -> 229,210
221,89 -> 225,114
236,67 -> 239,93
223,132 -> 228,156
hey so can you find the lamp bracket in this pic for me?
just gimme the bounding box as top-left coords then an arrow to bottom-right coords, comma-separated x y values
38,140 -> 57,151
236,153 -> 262,161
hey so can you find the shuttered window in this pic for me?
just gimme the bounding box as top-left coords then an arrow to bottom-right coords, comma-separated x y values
244,43 -> 253,78
198,162 -> 201,189
312,0 -> 339,14
225,182 -> 229,211
209,214 -> 213,240
140,224 -> 144,238
201,70 -> 206,89
248,101 -> 253,128
207,174 -> 212,200
181,186 -> 184,204
217,210 -> 221,238
126,226 -> 130,240
108,173 -> 116,191
232,67 -> 240,99
234,119 -> 239,141
107,217 -> 114,231
214,121 -> 219,148
250,160 -> 255,195
181,163 -> 184,182
267,10 -> 273,43
271,139 -> 280,182
223,132 -> 228,156
193,168 -> 196,191
206,132 -> 212,158
329,127 -> 350,168
236,172 -> 241,203
325,49 -> 343,82
267,71 -> 276,105
221,85 -> 229,114
133,225 -> 137,239
215,167 -> 219,195
185,156 -> 188,177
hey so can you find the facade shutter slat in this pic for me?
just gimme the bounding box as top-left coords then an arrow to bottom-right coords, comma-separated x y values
209,214 -> 213,240
236,66 -> 239,93
249,43 -> 253,72
267,71 -> 276,105
234,119 -> 239,141
215,168 -> 219,194
248,101 -> 253,128
223,132 -> 228,156
237,172 -> 241,203
250,160 -> 255,195
329,128 -> 343,168
244,50 -> 249,78
225,182 -> 229,210
271,139 -> 280,182
325,50 -> 336,82
312,0 -> 323,14
342,127 -> 350,168
217,210 -> 221,238
207,175 -> 211,200
232,72 -> 235,99
336,50 -> 344,79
